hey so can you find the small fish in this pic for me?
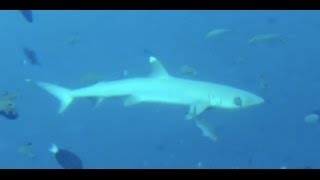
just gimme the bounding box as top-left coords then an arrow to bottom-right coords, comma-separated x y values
205,28 -> 232,39
19,10 -> 33,23
0,110 -> 18,120
195,118 -> 218,142
19,142 -> 36,159
0,92 -> 18,120
304,113 -> 319,124
249,33 -> 283,44
23,47 -> 41,66
305,109 -> 320,124
49,143 -> 83,169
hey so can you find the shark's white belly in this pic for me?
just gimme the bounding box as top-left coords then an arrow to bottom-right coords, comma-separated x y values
72,78 -> 213,106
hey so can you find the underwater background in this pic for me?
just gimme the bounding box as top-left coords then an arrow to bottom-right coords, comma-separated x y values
0,10 -> 319,169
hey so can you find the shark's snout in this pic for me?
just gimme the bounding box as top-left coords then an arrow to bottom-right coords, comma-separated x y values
243,94 -> 264,107
257,96 -> 265,104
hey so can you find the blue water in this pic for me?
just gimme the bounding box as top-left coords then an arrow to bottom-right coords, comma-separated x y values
0,10 -> 319,169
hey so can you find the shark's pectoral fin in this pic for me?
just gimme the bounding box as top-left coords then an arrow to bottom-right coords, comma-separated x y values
124,96 -> 142,107
186,103 -> 210,120
195,118 -> 218,142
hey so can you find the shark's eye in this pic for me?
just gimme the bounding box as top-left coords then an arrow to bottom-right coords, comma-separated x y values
233,97 -> 242,107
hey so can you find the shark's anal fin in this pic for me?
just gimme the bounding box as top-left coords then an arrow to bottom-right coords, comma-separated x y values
149,56 -> 171,79
195,118 -> 218,142
186,103 -> 210,120
87,97 -> 104,108
124,96 -> 142,107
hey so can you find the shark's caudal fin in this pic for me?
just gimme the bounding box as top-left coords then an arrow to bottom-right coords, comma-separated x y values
36,82 -> 74,114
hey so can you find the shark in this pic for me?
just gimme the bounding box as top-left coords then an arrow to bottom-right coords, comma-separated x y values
30,56 -> 264,140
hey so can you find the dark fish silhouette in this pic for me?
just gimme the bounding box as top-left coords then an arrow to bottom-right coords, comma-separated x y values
50,144 -> 83,169
23,47 -> 41,66
19,10 -> 33,23
0,110 -> 18,120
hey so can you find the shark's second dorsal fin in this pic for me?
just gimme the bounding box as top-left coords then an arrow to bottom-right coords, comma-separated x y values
149,56 -> 170,78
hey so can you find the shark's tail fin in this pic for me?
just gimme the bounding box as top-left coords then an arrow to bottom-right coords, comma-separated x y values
36,81 -> 74,114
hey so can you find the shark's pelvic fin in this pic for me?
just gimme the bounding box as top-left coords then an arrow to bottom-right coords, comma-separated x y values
87,97 -> 104,109
149,56 -> 171,79
124,96 -> 142,106
36,82 -> 74,114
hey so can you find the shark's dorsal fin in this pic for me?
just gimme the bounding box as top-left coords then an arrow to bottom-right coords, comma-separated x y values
149,56 -> 171,78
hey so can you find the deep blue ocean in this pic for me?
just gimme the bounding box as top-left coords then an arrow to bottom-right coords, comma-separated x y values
0,10 -> 319,169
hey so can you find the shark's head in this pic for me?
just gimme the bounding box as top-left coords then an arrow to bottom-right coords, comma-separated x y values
233,92 -> 264,108
208,89 -> 264,109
